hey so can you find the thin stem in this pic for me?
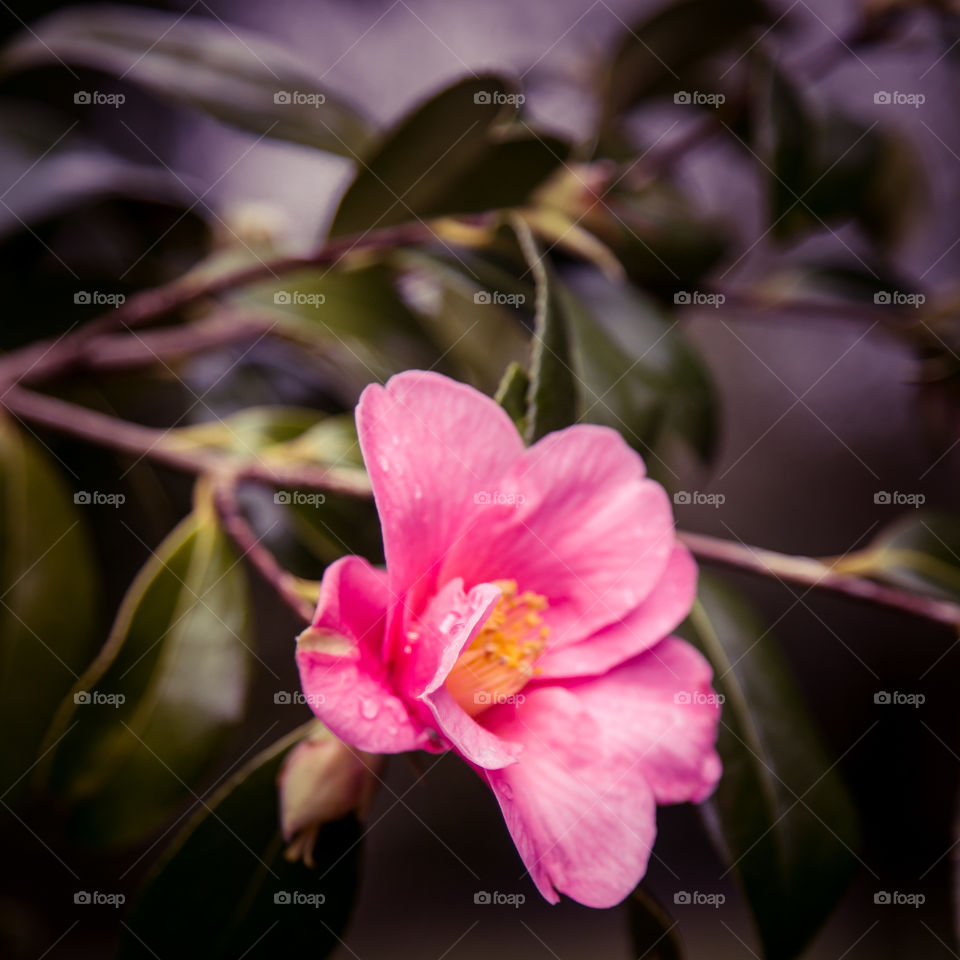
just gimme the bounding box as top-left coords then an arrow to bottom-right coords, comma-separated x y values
212,477 -> 314,623
679,530 -> 960,630
0,386 -> 372,498
0,219 -> 441,387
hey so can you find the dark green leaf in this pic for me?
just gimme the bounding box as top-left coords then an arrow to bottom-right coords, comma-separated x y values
679,575 -> 859,960
118,724 -> 362,960
512,218 -> 577,442
0,6 -> 372,158
837,512 -> 960,603
329,75 -> 568,237
0,419 -> 98,806
630,887 -> 685,960
495,361 -> 531,434
602,0 -> 772,122
43,509 -> 251,846
560,268 -> 717,462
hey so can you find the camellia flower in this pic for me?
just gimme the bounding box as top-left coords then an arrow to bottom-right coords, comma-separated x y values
295,371 -> 721,907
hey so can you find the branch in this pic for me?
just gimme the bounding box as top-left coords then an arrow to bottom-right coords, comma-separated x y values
0,219 -> 441,388
679,530 -> 960,630
212,476 -> 314,623
0,386 -> 372,498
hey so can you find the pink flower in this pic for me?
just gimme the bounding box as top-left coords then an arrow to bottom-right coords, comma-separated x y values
296,371 -> 721,907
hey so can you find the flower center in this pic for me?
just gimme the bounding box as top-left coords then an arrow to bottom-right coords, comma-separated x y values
445,580 -> 548,717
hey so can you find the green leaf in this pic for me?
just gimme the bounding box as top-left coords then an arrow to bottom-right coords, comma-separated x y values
512,218 -> 577,443
495,361 -> 531,434
0,6 -> 372,158
679,575 -> 859,960
329,75 -> 569,237
602,0 -> 772,123
835,512 -> 960,603
118,724 -> 363,960
560,268 -> 717,462
0,419 -> 98,806
629,887 -> 685,960
237,261 -> 444,382
43,509 -> 251,846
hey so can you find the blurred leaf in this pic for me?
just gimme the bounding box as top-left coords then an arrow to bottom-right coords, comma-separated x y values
629,887 -> 685,960
834,512 -> 960,603
751,57 -> 922,246
43,508 -> 251,846
561,267 -> 717,463
513,218 -> 577,442
396,249 -> 531,392
118,723 -> 363,960
601,0 -> 772,124
0,419 -> 97,805
0,5 -> 372,157
680,575 -> 859,960
238,261 -> 444,383
172,407 -> 326,458
329,75 -> 569,237
495,361 -> 531,435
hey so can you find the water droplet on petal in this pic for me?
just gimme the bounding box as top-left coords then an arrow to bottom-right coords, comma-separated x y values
413,483 -> 423,500
377,456 -> 390,472
500,782 -> 514,800
360,698 -> 379,720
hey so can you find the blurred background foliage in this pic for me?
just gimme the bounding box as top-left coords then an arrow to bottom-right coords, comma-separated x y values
0,0 -> 958,958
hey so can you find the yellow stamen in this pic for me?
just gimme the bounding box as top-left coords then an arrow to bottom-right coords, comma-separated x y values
445,580 -> 548,717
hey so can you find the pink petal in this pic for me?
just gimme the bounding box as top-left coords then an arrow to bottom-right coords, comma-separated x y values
296,556 -> 426,754
555,637 -> 722,804
442,424 -> 676,646
356,371 -> 524,618
413,578 -> 522,770
536,545 -> 697,679
481,686 -> 657,907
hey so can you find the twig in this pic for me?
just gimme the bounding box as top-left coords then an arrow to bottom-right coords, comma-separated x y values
212,477 -> 315,623
0,220 -> 441,387
0,386 -> 372,498
679,530 -> 960,630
